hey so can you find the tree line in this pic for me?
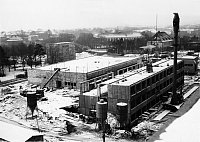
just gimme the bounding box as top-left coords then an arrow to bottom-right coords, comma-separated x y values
75,31 -> 153,55
0,43 -> 45,76
1,30 -> 197,76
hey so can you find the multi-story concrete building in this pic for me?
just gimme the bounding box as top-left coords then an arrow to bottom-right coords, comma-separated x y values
79,59 -> 184,126
107,59 -> 184,125
46,42 -> 76,64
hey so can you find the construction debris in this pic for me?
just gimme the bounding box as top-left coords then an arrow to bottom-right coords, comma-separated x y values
113,130 -> 132,139
131,121 -> 163,137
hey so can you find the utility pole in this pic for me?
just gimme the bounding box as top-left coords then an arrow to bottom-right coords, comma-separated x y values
171,13 -> 181,105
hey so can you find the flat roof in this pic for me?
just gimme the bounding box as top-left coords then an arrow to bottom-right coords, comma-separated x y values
7,39 -> 23,42
101,33 -> 142,39
38,55 -> 142,73
49,42 -> 72,45
111,59 -> 182,86
178,55 -> 198,60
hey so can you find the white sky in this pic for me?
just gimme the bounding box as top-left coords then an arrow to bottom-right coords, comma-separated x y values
0,0 -> 200,31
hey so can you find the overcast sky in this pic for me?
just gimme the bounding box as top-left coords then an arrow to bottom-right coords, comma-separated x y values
0,0 -> 200,31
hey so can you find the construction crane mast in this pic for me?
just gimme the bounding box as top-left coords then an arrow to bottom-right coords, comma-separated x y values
171,13 -> 183,105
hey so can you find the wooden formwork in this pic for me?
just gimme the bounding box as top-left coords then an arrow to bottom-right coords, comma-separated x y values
107,97 -> 118,113
107,85 -> 113,98
79,95 -> 85,108
108,84 -> 130,100
79,107 -> 86,115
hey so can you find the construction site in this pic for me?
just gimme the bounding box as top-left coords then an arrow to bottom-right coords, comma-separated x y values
1,52 -> 199,142
1,13 -> 200,142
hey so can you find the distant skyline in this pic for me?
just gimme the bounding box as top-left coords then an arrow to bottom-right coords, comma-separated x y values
0,0 -> 200,31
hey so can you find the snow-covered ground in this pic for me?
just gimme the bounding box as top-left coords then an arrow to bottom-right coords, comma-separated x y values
0,53 -> 144,141
38,89 -> 79,119
155,89 -> 200,142
0,81 -> 131,141
0,69 -> 24,81
0,65 -> 39,82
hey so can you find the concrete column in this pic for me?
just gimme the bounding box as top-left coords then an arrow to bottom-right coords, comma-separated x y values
94,78 -> 97,88
97,84 -> 101,98
80,82 -> 83,95
112,72 -> 114,78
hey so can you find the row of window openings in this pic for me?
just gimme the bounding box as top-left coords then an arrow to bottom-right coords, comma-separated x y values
118,64 -> 140,75
131,97 -> 161,121
130,84 -> 170,109
184,64 -> 194,67
130,79 -> 183,109
65,82 -> 77,87
130,70 -> 184,94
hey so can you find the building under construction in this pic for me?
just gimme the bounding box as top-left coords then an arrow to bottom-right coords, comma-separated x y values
79,59 -> 184,125
28,55 -> 143,90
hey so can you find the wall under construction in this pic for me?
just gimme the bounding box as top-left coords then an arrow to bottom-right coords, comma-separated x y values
28,69 -> 87,89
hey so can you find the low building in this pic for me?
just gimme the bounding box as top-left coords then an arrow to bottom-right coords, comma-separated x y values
99,33 -> 142,41
46,42 -> 76,64
6,35 -> 24,46
28,55 -> 143,91
178,55 -> 199,75
98,32 -> 143,54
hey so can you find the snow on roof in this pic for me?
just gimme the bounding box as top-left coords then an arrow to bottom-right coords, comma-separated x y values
83,85 -> 108,96
112,59 -> 182,86
178,55 -> 198,60
152,31 -> 173,41
7,39 -> 23,42
101,33 -> 142,39
38,55 -> 141,73
49,42 -> 72,45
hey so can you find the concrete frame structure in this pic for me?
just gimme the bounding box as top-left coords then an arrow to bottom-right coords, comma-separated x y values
107,59 -> 184,125
79,59 -> 184,126
28,56 -> 143,90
